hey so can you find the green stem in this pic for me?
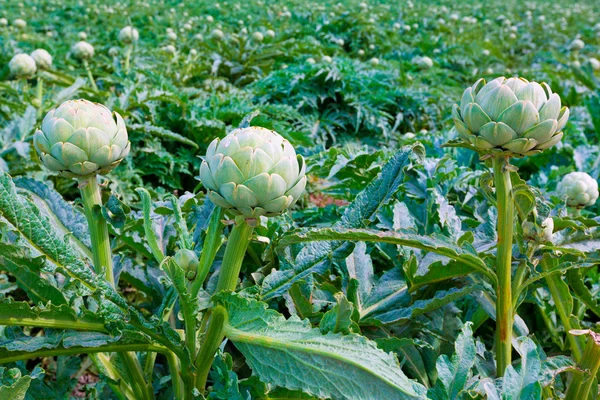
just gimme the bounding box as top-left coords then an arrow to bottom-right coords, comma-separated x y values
92,353 -> 134,400
80,176 -> 114,286
215,217 -> 254,293
83,60 -> 98,91
35,76 -> 43,118
0,343 -> 167,365
195,306 -> 227,392
194,217 -> 253,393
492,156 -> 514,377
565,332 -> 600,400
191,208 -> 225,299
166,351 -> 184,400
540,259 -> 584,362
124,45 -> 132,74
119,352 -> 152,400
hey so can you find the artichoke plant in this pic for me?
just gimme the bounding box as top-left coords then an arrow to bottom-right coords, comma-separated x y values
452,77 -> 569,156
119,26 -> 139,44
71,41 -> 95,61
200,126 -> 306,218
557,172 -> 598,208
34,99 -> 130,178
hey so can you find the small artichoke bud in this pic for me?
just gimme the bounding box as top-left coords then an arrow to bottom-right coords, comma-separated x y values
34,99 -> 130,178
413,56 -> 433,69
13,18 -> 27,29
252,31 -> 264,42
557,172 -> 599,208
369,57 -> 380,65
77,31 -> 88,40
452,77 -> 568,157
9,54 -> 36,79
265,29 -> 275,38
200,126 -> 307,218
522,217 -> 554,243
322,55 -> 333,63
0,18 -> 8,27
211,28 -> 224,40
166,31 -> 177,42
30,49 -> 52,70
570,39 -> 584,51
108,46 -> 119,57
119,26 -> 139,44
71,41 -> 95,61
163,45 -> 176,54
173,249 -> 199,274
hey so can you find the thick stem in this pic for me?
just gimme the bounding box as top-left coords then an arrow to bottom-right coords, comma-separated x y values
493,157 -> 514,377
195,306 -> 227,392
565,332 -> 600,400
83,60 -> 98,91
540,259 -> 584,362
215,217 -> 254,293
80,176 -> 114,286
194,218 -> 253,392
119,352 -> 153,400
166,351 -> 184,400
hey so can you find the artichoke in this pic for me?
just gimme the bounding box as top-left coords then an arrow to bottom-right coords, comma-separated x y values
200,126 -> 306,218
30,49 -> 52,70
557,172 -> 598,208
34,99 -> 130,178
71,41 -> 95,61
9,54 -> 36,79
119,26 -> 139,44
452,77 -> 569,156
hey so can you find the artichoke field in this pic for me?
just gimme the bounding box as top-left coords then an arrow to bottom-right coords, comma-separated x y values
0,0 -> 599,400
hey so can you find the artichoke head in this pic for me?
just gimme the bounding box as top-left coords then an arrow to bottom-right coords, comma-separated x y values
34,99 -> 130,179
557,172 -> 598,208
452,77 -> 569,157
200,126 -> 306,218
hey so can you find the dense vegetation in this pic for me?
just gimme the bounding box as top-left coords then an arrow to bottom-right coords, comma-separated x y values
0,0 -> 599,399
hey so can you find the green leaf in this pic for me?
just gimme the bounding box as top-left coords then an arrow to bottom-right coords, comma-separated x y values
129,122 -> 199,149
319,292 -> 360,335
277,228 -> 491,281
0,244 -> 68,306
261,145 -> 423,300
14,177 -> 91,254
428,322 -> 476,400
218,292 -> 427,400
0,366 -> 43,400
501,337 -> 543,400
136,188 -> 165,263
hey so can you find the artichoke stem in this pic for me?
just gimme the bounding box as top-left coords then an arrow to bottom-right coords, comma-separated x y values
124,44 -> 132,74
35,76 -> 43,118
540,258 -> 584,362
80,176 -> 114,287
565,331 -> 600,400
214,216 -> 254,293
83,60 -> 98,91
194,217 -> 253,392
194,306 -> 227,393
493,156 -> 514,377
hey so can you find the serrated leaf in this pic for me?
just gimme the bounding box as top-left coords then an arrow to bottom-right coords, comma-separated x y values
218,293 -> 427,400
261,145 -> 422,300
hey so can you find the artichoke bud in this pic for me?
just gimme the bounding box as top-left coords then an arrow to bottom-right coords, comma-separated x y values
119,26 -> 139,44
522,217 -> 553,243
173,249 -> 200,274
557,172 -> 599,208
71,41 -> 95,61
452,77 -> 568,157
34,99 -> 130,179
200,126 -> 307,219
9,54 -> 37,79
30,49 -> 52,70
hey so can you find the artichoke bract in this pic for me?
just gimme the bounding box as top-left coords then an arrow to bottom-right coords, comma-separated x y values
452,77 -> 569,157
557,172 -> 598,208
34,99 -> 130,179
200,126 -> 306,218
